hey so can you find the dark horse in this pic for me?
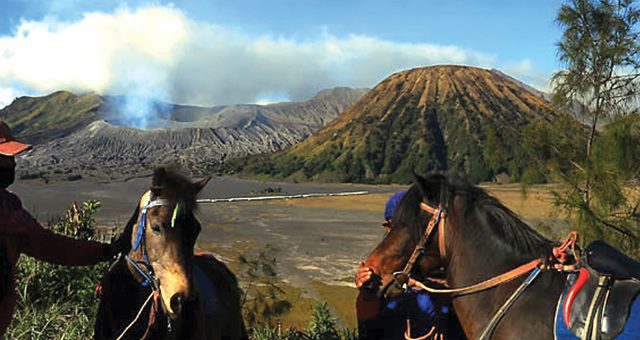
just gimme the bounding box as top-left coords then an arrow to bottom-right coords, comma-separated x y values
94,167 -> 247,339
364,174 -> 640,339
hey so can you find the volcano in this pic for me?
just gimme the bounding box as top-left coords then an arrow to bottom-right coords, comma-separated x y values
229,65 -> 564,183
1,87 -> 367,181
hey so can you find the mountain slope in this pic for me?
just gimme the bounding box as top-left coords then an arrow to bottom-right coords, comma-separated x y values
6,87 -> 367,180
230,65 -> 564,183
0,91 -> 103,144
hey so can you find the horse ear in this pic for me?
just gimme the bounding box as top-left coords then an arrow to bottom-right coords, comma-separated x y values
413,171 -> 430,200
413,172 -> 447,204
193,175 -> 212,193
152,167 -> 167,188
111,205 -> 140,255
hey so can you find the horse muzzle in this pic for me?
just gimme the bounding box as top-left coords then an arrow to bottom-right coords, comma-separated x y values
378,272 -> 409,299
169,293 -> 185,317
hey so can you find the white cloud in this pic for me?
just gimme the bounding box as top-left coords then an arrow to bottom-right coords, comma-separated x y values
0,87 -> 25,109
503,59 -> 551,92
0,4 -> 549,109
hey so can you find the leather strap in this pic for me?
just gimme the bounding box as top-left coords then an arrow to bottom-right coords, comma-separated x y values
409,259 -> 542,296
478,267 -> 542,340
582,275 -> 611,340
419,203 -> 447,258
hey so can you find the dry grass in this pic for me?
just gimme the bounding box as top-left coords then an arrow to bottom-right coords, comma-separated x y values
264,184 -> 558,221
480,184 -> 558,220
311,282 -> 359,329
196,241 -> 318,329
263,193 -> 390,213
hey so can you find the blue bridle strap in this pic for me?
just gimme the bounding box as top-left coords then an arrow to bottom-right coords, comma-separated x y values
125,254 -> 156,287
133,199 -> 172,251
129,198 -> 172,289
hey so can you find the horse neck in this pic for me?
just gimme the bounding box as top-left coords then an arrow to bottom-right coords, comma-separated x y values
446,211 -> 541,284
443,205 -> 562,338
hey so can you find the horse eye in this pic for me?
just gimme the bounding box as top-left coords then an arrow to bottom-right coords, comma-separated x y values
151,224 -> 162,234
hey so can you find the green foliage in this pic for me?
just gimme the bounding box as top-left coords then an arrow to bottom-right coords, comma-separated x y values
7,298 -> 95,340
238,244 -> 292,326
546,0 -> 640,257
304,302 -> 340,340
250,302 -> 354,340
553,0 -> 640,116
483,127 -> 507,174
7,200 -> 109,339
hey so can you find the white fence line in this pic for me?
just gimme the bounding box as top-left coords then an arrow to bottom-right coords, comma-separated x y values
196,191 -> 370,204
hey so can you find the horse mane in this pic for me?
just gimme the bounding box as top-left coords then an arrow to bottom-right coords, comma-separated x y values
151,166 -> 199,212
469,187 -> 553,258
396,173 -> 553,258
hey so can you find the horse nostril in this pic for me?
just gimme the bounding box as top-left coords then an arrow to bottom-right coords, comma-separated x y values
170,293 -> 185,315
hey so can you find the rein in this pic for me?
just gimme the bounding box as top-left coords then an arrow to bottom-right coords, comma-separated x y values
388,200 -> 580,340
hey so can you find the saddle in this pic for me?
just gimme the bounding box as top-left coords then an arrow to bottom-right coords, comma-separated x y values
584,240 -> 640,280
555,241 -> 640,340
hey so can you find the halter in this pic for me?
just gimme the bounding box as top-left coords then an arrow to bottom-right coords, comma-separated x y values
125,195 -> 181,289
382,202 -> 447,298
386,201 -> 581,340
116,194 -> 185,338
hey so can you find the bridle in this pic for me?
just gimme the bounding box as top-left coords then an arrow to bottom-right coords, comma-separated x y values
125,195 -> 180,289
379,202 -> 447,299
118,193 -> 184,338
379,198 -> 580,340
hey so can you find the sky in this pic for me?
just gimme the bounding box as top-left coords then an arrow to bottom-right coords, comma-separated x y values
0,0 -> 564,110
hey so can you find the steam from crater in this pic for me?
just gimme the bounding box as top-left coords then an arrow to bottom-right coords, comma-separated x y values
0,5 -> 548,129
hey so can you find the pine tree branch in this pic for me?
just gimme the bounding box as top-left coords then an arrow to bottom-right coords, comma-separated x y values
595,216 -> 638,239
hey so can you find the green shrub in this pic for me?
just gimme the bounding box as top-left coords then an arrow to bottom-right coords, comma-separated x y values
6,200 -> 109,339
249,302 -> 355,340
305,302 -> 340,340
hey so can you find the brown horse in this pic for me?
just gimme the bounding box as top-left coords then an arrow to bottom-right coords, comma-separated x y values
94,167 -> 247,339
363,173 -> 640,339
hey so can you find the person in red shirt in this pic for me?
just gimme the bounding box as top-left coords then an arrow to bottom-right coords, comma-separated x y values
0,120 -> 113,336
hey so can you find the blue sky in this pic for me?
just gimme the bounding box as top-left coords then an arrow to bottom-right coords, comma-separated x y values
0,0 -> 563,108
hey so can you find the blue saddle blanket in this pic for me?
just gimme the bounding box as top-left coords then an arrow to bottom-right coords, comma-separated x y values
554,275 -> 640,339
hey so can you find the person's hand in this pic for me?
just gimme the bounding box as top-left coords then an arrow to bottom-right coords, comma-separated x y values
102,243 -> 119,262
355,261 -> 374,289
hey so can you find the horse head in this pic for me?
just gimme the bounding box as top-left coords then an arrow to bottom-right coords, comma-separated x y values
363,173 -> 454,299
114,167 -> 211,323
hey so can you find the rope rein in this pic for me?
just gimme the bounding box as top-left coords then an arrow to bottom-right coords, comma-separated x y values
115,291 -> 156,340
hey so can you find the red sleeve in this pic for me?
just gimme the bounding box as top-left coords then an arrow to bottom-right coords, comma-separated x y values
8,193 -> 109,266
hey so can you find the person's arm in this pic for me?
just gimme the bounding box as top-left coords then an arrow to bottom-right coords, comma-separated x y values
12,201 -> 110,266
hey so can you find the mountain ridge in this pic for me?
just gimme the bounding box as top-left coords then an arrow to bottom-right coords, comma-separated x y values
3,87 -> 367,180
228,65 -> 565,183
